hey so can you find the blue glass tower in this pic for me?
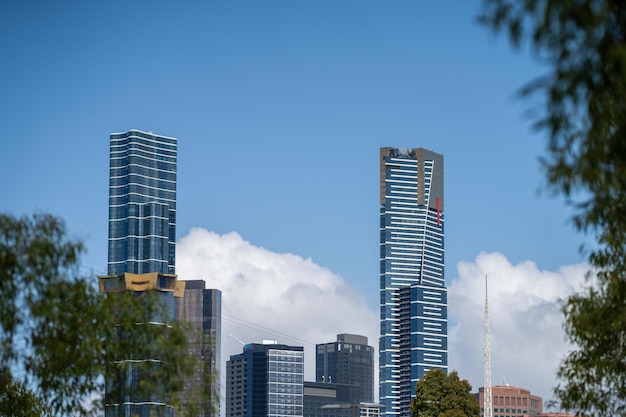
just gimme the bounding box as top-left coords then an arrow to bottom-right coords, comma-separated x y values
100,129 -> 179,417
226,342 -> 304,417
379,147 -> 447,417
108,129 -> 177,276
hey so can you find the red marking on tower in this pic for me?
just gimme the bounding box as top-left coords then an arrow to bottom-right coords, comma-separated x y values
436,197 -> 441,225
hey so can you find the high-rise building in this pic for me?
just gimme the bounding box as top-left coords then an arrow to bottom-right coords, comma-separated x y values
108,129 -> 177,276
315,334 -> 375,403
379,147 -> 448,417
226,341 -> 304,417
175,280 -> 222,417
474,385 -> 543,417
99,129 -> 180,417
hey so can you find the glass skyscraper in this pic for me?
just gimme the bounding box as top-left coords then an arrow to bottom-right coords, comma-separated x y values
315,334 -> 374,404
226,341 -> 304,417
108,129 -> 177,276
379,147 -> 448,417
100,129 -> 180,417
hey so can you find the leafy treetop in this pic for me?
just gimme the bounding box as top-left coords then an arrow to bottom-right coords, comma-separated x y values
410,369 -> 480,417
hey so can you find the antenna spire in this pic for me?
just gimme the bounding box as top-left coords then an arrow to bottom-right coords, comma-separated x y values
484,275 -> 493,417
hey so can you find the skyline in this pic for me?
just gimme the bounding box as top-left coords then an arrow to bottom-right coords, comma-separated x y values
0,1 -> 591,411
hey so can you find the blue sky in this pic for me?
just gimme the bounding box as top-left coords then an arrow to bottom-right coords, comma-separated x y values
0,1 -> 589,406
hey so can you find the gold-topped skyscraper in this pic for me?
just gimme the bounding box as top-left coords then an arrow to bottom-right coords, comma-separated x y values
379,147 -> 447,417
100,129 -> 181,417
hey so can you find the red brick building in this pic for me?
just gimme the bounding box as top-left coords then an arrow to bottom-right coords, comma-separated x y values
474,385 -> 543,417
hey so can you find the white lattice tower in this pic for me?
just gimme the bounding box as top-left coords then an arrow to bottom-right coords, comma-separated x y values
484,275 -> 492,417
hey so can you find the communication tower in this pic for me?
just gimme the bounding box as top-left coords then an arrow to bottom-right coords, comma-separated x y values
484,275 -> 493,417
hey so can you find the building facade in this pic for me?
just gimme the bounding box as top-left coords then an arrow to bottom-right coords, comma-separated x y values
226,341 -> 304,417
359,404 -> 383,417
175,280 -> 222,417
531,414 -> 576,417
379,147 -> 448,417
98,271 -> 184,417
108,129 -> 177,276
100,129 -> 179,417
303,381 -> 360,417
315,334 -> 375,403
475,385 -> 543,417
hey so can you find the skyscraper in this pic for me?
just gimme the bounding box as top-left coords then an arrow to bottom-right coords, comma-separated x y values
100,129 -> 180,417
316,334 -> 374,403
175,280 -> 222,417
226,341 -> 304,417
108,129 -> 177,275
379,147 -> 448,417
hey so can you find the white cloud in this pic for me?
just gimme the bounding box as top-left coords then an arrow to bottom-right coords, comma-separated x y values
448,252 -> 590,408
176,227 -> 379,400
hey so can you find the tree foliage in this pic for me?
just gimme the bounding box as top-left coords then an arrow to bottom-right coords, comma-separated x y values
0,373 -> 51,417
0,212 -> 99,414
0,213 -> 196,416
101,290 -> 197,417
478,1 -> 626,416
410,369 -> 480,417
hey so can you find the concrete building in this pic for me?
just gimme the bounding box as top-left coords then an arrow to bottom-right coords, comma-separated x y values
175,280 -> 222,417
226,341 -> 304,417
475,385 -> 543,417
379,147 -> 447,417
316,334 -> 374,403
